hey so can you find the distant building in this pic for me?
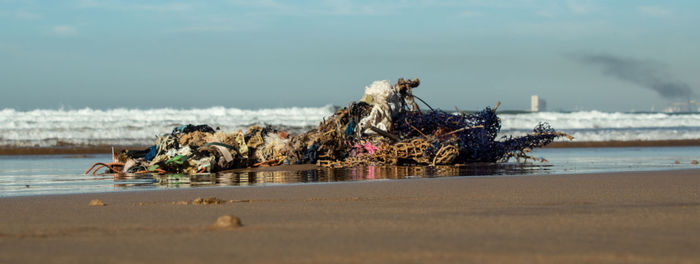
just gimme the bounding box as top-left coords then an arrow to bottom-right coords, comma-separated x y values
531,95 -> 546,112
663,100 -> 699,113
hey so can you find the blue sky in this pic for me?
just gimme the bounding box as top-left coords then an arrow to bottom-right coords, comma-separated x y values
1,0 -> 699,111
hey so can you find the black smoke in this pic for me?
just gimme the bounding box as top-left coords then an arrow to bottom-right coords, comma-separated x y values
575,53 -> 695,99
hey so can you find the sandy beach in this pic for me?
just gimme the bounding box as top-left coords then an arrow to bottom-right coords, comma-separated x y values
1,169 -> 699,263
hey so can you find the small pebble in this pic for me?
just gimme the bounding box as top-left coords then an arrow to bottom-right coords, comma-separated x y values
89,199 -> 106,206
692,160 -> 699,165
211,215 -> 242,230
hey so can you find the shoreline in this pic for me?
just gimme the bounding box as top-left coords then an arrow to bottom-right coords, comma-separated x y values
545,139 -> 700,148
1,139 -> 699,156
1,169 -> 699,263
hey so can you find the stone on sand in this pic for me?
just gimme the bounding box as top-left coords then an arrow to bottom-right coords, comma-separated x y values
211,215 -> 242,230
89,199 -> 106,206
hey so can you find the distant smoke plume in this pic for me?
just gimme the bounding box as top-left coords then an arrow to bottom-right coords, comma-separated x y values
576,53 -> 695,99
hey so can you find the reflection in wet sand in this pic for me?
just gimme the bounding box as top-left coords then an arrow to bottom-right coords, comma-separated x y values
113,163 -> 550,188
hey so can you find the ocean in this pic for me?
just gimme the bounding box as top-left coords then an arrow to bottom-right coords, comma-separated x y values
2,106 -> 700,147
1,106 -> 699,197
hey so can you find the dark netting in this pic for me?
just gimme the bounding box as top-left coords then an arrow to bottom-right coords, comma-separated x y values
494,122 -> 563,162
395,107 -> 565,163
394,110 -> 464,138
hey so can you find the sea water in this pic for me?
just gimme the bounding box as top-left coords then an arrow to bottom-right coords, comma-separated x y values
1,146 -> 698,197
2,107 -> 700,146
2,107 -> 699,197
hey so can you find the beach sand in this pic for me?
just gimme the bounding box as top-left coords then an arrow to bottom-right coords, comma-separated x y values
1,169 -> 699,263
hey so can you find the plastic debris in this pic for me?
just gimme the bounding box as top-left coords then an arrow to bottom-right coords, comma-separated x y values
358,80 -> 402,134
85,77 -> 572,174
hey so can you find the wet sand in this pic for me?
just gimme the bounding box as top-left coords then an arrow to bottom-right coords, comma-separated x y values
2,139 -> 700,155
1,169 -> 700,263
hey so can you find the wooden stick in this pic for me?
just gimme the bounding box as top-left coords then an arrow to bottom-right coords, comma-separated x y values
405,120 -> 428,138
252,158 -> 279,167
84,162 -> 125,175
532,132 -> 575,140
444,125 -> 485,136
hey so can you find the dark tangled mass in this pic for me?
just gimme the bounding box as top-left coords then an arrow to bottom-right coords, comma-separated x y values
85,78 -> 572,175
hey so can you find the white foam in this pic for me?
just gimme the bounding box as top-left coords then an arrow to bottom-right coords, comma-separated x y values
499,111 -> 700,129
498,111 -> 700,142
0,106 -> 335,147
2,108 -> 699,146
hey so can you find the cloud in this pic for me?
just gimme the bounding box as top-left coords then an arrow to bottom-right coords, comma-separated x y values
170,26 -> 247,33
317,0 -> 385,15
228,0 -> 395,16
575,53 -> 695,100
228,0 -> 288,10
52,25 -> 77,36
76,0 -> 101,8
16,10 -> 41,20
459,10 -> 481,17
536,9 -> 555,18
638,6 -> 671,17
566,0 -> 593,15
77,0 -> 192,12
131,3 -> 191,12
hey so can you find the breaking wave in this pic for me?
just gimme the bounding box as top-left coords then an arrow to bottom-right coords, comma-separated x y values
0,106 -> 336,147
499,111 -> 700,142
1,107 -> 699,147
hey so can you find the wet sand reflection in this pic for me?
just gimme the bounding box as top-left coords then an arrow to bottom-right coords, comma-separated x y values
113,163 -> 550,188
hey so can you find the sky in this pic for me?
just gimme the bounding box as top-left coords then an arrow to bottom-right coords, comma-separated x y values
1,0 -> 699,112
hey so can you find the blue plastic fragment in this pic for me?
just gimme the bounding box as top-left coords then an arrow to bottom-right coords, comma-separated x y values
144,145 -> 157,161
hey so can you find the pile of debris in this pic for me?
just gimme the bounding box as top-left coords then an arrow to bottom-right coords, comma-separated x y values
85,78 -> 572,175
